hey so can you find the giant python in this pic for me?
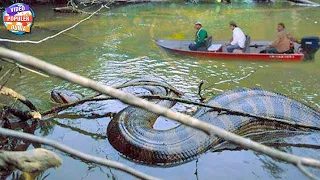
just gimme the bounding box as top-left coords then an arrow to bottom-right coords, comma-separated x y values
51,79 -> 320,166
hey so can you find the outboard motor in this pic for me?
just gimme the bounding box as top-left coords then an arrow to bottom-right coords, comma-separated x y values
301,36 -> 319,61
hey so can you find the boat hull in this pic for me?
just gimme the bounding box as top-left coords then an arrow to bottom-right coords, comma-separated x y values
154,39 -> 304,62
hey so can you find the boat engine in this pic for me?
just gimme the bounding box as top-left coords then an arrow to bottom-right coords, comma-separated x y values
301,36 -> 319,61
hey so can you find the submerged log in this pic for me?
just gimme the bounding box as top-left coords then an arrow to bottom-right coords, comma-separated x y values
0,148 -> 62,173
53,6 -> 84,13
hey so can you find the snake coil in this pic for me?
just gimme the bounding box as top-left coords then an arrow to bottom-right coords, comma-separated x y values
107,80 -> 320,166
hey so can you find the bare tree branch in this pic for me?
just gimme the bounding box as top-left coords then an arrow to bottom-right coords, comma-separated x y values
1,47 -> 320,177
43,81 -> 182,116
297,161 -> 320,180
1,58 -> 49,78
0,127 -> 161,180
52,119 -> 107,139
3,107 -> 41,120
201,68 -> 259,92
0,86 -> 38,111
0,66 -> 18,90
45,94 -> 320,131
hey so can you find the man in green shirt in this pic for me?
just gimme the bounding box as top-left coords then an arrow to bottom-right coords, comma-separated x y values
189,22 -> 208,51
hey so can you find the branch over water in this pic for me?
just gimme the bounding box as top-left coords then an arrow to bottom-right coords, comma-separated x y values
0,127 -> 161,180
1,47 -> 320,179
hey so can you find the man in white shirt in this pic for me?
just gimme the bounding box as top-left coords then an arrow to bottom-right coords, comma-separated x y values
225,21 -> 246,53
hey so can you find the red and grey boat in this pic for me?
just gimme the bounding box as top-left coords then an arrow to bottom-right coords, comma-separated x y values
154,36 -> 319,62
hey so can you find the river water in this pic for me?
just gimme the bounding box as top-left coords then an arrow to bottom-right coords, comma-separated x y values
0,2 -> 320,180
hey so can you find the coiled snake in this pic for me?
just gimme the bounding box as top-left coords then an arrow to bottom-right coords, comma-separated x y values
51,79 -> 320,166
106,80 -> 320,166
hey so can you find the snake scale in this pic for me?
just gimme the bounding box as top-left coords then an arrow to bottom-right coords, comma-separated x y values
51,79 -> 320,166
106,79 -> 320,166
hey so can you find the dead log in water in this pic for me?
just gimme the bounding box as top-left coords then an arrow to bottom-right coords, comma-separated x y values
0,86 -> 38,111
53,6 -> 84,13
53,0 -> 170,13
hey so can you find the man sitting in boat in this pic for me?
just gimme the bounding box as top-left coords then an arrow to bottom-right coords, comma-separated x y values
188,22 -> 208,51
261,23 -> 291,54
225,21 -> 246,53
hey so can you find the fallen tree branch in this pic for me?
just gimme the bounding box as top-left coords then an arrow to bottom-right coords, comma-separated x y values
0,148 -> 62,173
139,95 -> 320,131
0,86 -> 38,111
52,119 -> 108,139
43,81 -> 182,116
43,96 -> 102,116
0,66 -> 18,90
4,107 -> 41,120
0,128 -> 161,180
1,58 -> 49,78
0,69 -> 11,82
198,80 -> 206,102
202,68 -> 259,92
2,47 -> 320,178
53,6 -> 84,13
297,161 -> 320,180
44,94 -> 320,131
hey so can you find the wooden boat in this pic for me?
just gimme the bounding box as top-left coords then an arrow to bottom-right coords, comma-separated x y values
154,39 -> 305,62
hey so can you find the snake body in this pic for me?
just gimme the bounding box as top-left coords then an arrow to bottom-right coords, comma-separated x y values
51,89 -> 84,103
107,83 -> 320,166
50,80 -> 320,166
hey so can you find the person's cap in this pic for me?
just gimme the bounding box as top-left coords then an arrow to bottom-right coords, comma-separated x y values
195,22 -> 202,26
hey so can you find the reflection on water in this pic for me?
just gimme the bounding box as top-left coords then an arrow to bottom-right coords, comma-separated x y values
0,2 -> 320,179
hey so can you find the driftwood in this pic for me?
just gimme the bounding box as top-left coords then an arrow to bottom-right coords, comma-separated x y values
0,86 -> 38,111
0,86 -> 41,120
53,6 -> 84,13
4,107 -> 41,120
0,148 -> 62,173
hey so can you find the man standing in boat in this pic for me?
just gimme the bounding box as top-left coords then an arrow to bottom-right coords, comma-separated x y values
225,21 -> 246,53
189,22 -> 208,51
262,23 -> 291,54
